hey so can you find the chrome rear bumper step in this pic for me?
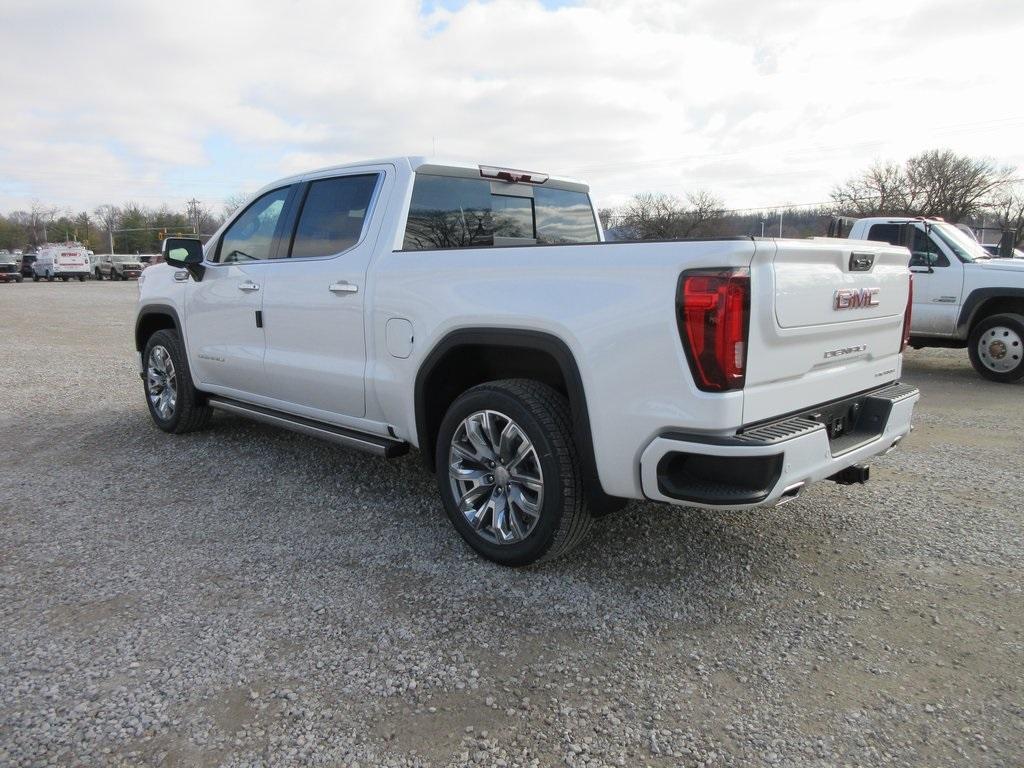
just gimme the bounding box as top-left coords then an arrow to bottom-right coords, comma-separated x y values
206,397 -> 409,458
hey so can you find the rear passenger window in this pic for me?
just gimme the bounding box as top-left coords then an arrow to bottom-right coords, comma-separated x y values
290,174 -> 379,259
403,176 -> 494,250
866,224 -> 901,246
402,174 -> 599,250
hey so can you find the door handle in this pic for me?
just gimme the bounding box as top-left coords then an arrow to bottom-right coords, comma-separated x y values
329,281 -> 359,294
238,280 -> 260,292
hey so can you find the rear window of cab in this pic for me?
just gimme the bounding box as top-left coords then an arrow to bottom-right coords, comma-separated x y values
402,175 -> 599,251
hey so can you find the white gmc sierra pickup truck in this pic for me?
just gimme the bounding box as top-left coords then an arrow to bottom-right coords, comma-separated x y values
841,216 -> 1024,382
135,157 -> 918,565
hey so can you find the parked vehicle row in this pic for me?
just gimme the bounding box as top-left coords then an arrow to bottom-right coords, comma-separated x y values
136,156 -> 918,566
0,246 -> 155,282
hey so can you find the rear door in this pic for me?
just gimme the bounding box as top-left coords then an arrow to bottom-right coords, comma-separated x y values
184,185 -> 295,395
259,167 -> 387,419
743,238 -> 911,424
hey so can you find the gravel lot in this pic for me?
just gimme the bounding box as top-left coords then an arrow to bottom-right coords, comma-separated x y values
1,281 -> 1022,768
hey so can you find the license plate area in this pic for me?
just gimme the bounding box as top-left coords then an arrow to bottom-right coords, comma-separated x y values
804,391 -> 893,456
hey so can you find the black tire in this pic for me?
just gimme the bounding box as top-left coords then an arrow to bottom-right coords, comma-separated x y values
47,272 -> 54,282
435,378 -> 592,566
32,273 -> 39,282
142,329 -> 213,433
94,268 -> 103,281
15,276 -> 22,283
968,313 -> 1024,383
78,275 -> 86,282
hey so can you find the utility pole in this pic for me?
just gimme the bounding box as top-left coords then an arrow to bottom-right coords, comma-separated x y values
778,210 -> 784,237
185,198 -> 202,235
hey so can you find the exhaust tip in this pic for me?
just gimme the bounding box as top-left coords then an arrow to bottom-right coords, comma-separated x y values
775,481 -> 805,506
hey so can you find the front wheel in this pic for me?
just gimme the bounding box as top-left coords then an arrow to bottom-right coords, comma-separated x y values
435,379 -> 592,566
143,329 -> 213,433
78,275 -> 86,282
968,313 -> 1024,382
94,268 -> 103,281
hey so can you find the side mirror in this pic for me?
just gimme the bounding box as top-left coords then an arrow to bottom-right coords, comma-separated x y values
162,237 -> 205,281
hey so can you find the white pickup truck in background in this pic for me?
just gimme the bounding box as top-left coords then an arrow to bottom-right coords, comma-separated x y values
135,157 -> 918,565
842,216 -> 1024,382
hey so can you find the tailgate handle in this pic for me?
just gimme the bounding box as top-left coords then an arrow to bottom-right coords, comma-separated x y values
849,252 -> 875,272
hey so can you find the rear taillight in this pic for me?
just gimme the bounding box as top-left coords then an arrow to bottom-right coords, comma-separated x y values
901,274 -> 913,352
678,268 -> 750,392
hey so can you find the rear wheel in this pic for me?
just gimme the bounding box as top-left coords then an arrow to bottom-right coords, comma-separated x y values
94,268 -> 103,280
143,329 -> 213,433
435,379 -> 592,566
78,275 -> 86,282
968,313 -> 1024,383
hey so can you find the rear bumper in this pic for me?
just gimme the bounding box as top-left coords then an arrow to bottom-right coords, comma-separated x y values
639,382 -> 919,509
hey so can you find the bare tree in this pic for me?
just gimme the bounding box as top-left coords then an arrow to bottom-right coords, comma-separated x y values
989,183 -> 1024,248
906,150 -> 1013,222
684,189 -> 726,237
830,161 -> 909,216
223,192 -> 251,218
617,190 -> 725,240
831,150 -> 1015,222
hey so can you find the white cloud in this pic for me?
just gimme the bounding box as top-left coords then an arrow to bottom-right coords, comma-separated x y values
0,0 -> 1021,214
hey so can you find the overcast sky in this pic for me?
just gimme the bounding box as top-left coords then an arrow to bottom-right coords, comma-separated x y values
1,0 -> 1021,216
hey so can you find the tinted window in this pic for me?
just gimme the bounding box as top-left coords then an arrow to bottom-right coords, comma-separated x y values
402,174 -> 599,250
290,174 -> 378,259
403,176 -> 494,250
218,187 -> 290,263
866,224 -> 901,246
535,187 -> 599,244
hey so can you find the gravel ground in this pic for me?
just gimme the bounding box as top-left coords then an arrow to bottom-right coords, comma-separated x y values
1,281 -> 1022,768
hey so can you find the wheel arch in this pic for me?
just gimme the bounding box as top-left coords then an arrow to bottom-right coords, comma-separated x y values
957,288 -> 1024,336
135,304 -> 183,353
414,328 -> 624,515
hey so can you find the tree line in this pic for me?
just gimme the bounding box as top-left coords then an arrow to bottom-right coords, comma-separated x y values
0,195 -> 248,254
600,149 -> 1024,246
2,149 -> 1022,253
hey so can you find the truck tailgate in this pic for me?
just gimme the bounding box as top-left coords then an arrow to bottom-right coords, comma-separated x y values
743,238 -> 910,425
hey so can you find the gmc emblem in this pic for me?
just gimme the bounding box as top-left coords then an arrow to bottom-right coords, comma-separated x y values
834,287 -> 880,310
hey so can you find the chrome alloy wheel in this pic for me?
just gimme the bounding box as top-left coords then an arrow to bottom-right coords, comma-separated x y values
977,325 -> 1022,373
448,409 -> 545,545
146,345 -> 178,420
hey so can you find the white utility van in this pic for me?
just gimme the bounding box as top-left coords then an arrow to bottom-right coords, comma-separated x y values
32,243 -> 91,282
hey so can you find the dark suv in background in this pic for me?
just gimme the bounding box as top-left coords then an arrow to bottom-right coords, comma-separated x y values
0,252 -> 24,283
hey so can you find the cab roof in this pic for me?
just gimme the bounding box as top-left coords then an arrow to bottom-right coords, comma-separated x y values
266,156 -> 589,194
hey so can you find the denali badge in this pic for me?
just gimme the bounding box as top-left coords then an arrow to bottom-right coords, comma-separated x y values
834,287 -> 880,310
824,344 -> 868,359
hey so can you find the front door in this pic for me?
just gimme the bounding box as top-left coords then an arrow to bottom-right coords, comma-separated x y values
260,171 -> 384,418
184,185 -> 293,396
908,225 -> 963,336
